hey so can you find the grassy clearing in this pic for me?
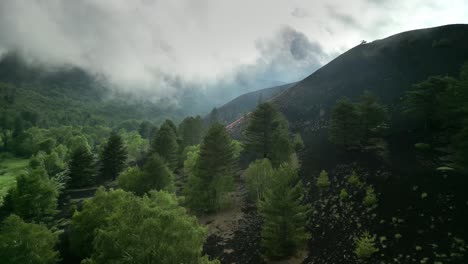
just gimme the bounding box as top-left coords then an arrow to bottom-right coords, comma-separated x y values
0,154 -> 29,204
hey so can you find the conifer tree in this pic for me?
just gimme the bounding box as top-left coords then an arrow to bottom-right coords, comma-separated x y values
99,132 -> 127,181
357,91 -> 387,141
329,97 -> 360,148
179,116 -> 204,147
68,144 -> 96,188
243,102 -> 292,166
185,123 -> 237,213
259,164 -> 310,259
151,121 -> 179,170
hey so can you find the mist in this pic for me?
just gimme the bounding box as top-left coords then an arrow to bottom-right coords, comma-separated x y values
1,0 -> 467,110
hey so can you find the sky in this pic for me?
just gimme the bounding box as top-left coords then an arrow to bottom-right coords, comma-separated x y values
0,0 -> 467,106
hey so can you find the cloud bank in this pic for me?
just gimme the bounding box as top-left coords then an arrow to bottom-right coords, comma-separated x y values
0,0 -> 467,107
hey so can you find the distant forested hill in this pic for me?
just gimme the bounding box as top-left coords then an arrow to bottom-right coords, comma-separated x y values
0,53 -> 186,128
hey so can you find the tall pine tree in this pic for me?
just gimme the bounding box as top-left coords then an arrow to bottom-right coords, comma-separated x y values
259,164 -> 310,259
185,123 -> 237,213
357,91 -> 387,141
243,102 -> 292,166
329,97 -> 360,149
99,132 -> 127,181
151,121 -> 179,171
68,144 -> 96,188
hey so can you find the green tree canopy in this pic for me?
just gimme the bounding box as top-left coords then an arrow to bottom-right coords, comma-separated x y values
0,214 -> 59,264
243,102 -> 292,166
259,163 -> 310,259
245,158 -> 274,201
11,168 -> 58,222
99,132 -> 127,181
118,154 -> 174,195
179,116 -> 204,147
185,123 -> 237,213
329,97 -> 361,148
70,188 -> 217,263
68,144 -> 96,188
151,121 -> 179,171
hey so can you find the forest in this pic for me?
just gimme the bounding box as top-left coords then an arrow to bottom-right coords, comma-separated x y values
0,8 -> 468,263
1,60 -> 468,263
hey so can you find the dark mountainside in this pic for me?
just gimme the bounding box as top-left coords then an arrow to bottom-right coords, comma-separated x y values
221,24 -> 468,263
213,82 -> 297,124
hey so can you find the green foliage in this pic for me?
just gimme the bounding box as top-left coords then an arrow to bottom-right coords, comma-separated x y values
340,188 -> 349,199
118,154 -> 174,195
292,133 -> 305,151
70,188 -> 215,263
0,214 -> 60,264
11,168 -> 58,222
414,142 -> 431,151
329,97 -> 361,148
99,132 -> 127,181
243,102 -> 292,167
316,170 -> 331,189
68,144 -> 95,188
119,130 -> 149,163
259,164 -> 310,259
363,186 -> 378,207
245,159 -> 274,201
183,145 -> 200,177
348,171 -> 363,188
151,121 -> 179,171
357,91 -> 387,140
185,124 -> 237,213
354,231 -> 379,261
179,116 -> 204,147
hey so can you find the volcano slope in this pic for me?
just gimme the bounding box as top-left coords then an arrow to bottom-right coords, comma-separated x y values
225,24 -> 468,263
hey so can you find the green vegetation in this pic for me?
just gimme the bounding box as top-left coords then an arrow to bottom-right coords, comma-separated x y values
185,123 -> 237,213
11,168 -> 59,222
245,158 -> 274,201
151,120 -> 179,171
70,188 -> 216,263
0,156 -> 29,203
354,231 -> 379,262
259,163 -> 310,259
316,170 -> 330,189
329,92 -> 387,148
243,102 -> 292,166
99,132 -> 127,181
118,154 -> 174,195
0,214 -> 60,264
68,144 -> 96,188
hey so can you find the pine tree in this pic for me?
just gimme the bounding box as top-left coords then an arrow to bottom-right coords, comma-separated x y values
151,121 -> 179,171
259,164 -> 310,259
243,102 -> 292,166
179,116 -> 204,147
68,145 -> 96,188
329,97 -> 360,149
99,132 -> 127,181
185,123 -> 237,213
357,91 -> 387,141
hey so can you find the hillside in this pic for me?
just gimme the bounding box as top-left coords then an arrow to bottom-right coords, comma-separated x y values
0,53 -> 187,128
213,82 -> 297,124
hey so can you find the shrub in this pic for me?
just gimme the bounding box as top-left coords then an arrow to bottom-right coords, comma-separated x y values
363,186 -> 378,207
316,170 -> 330,189
354,231 -> 379,261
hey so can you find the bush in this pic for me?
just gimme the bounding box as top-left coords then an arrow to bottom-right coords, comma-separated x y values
363,186 -> 378,207
316,170 -> 330,189
354,231 -> 379,261
340,188 -> 349,199
348,171 -> 363,187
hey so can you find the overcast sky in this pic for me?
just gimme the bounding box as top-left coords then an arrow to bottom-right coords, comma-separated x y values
0,0 -> 467,103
